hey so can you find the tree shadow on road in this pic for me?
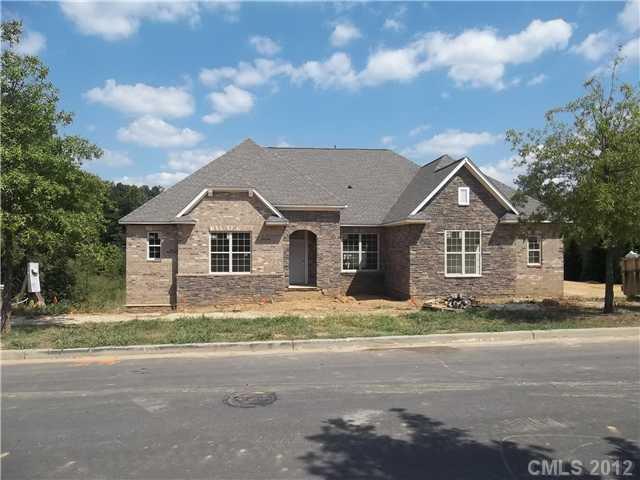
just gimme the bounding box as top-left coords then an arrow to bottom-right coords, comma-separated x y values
605,437 -> 640,480
300,408 -> 605,479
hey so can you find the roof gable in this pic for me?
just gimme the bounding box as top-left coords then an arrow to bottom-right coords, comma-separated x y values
408,158 -> 519,217
120,139 -> 532,226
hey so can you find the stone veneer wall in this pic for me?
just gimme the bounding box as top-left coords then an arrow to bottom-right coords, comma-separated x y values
125,224 -> 178,306
339,226 -> 386,295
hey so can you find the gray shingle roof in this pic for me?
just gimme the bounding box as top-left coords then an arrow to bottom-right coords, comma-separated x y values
120,139 -> 343,224
120,138 -> 542,225
267,146 -> 418,224
384,157 -> 463,224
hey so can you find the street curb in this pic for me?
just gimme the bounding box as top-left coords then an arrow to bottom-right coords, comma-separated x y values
1,327 -> 638,361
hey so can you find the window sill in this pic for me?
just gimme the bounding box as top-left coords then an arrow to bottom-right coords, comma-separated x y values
341,270 -> 381,275
527,264 -> 542,268
444,274 -> 482,278
146,258 -> 161,262
208,272 -> 252,276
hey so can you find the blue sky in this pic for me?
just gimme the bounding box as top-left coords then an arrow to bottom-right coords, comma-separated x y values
4,1 -> 639,187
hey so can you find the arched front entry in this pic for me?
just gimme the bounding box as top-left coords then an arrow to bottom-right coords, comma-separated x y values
288,230 -> 317,286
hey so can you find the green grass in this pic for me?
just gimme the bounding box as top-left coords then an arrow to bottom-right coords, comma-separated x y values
2,307 -> 639,350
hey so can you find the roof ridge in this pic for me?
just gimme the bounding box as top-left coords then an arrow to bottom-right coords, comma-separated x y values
266,146 -> 392,151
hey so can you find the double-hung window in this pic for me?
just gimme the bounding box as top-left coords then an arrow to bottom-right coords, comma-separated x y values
147,232 -> 161,260
527,236 -> 542,266
342,233 -> 378,271
210,232 -> 251,273
445,230 -> 481,276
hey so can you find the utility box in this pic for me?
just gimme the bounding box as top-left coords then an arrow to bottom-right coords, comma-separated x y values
27,262 -> 41,293
621,251 -> 639,299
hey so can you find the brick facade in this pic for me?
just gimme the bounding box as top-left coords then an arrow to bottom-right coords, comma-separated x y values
125,224 -> 178,306
125,172 -> 563,307
340,226 -> 386,296
383,169 -> 563,300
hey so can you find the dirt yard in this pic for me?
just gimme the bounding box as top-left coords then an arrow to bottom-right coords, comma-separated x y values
12,281 -> 637,326
563,280 -> 625,300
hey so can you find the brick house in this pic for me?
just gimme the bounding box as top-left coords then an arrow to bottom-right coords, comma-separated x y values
120,138 -> 563,308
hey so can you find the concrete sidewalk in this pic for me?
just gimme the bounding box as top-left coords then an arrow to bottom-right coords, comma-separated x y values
2,326 -> 638,363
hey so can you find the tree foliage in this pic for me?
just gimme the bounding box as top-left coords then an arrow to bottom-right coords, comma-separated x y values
1,21 -> 107,330
103,183 -> 163,245
507,57 -> 640,311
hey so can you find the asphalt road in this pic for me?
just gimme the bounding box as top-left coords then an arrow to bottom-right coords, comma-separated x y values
2,340 -> 639,479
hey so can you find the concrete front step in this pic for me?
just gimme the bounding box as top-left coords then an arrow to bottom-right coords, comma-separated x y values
278,287 -> 326,300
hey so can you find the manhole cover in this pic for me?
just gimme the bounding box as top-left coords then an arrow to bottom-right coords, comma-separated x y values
223,391 -> 277,408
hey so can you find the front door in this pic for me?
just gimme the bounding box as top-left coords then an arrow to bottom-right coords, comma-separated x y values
289,234 -> 307,285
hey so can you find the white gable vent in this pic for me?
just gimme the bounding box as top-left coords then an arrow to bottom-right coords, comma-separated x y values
458,187 -> 470,206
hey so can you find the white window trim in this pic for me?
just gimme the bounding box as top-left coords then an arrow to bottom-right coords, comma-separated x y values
444,230 -> 482,278
341,233 -> 380,273
147,232 -> 161,261
209,232 -> 252,275
458,187 -> 470,206
527,235 -> 542,266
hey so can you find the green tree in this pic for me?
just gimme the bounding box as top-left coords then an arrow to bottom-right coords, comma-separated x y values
103,182 -> 163,246
1,21 -> 107,331
507,57 -> 640,313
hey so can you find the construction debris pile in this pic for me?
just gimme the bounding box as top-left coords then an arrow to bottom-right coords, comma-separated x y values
422,294 -> 476,311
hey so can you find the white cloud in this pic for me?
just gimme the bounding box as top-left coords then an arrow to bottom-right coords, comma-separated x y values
119,171 -> 188,187
409,124 -> 430,137
117,115 -> 203,148
198,18 -> 572,94
360,19 -> 572,90
570,30 -> 616,61
481,156 -> 525,187
380,136 -> 395,146
527,73 -> 547,86
418,19 -> 572,90
85,79 -> 194,118
621,37 -> 640,64
118,147 -> 226,187
292,52 -> 359,89
96,149 -> 133,168
203,85 -> 254,124
60,2 -> 202,41
249,35 -> 281,56
275,138 -> 292,147
383,5 -> 406,32
330,22 -> 362,47
203,2 -> 241,23
403,129 -> 502,159
359,39 -> 429,85
166,148 -> 225,172
13,30 -> 46,55
383,19 -> 404,32
619,0 -> 640,33
199,59 -> 293,88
